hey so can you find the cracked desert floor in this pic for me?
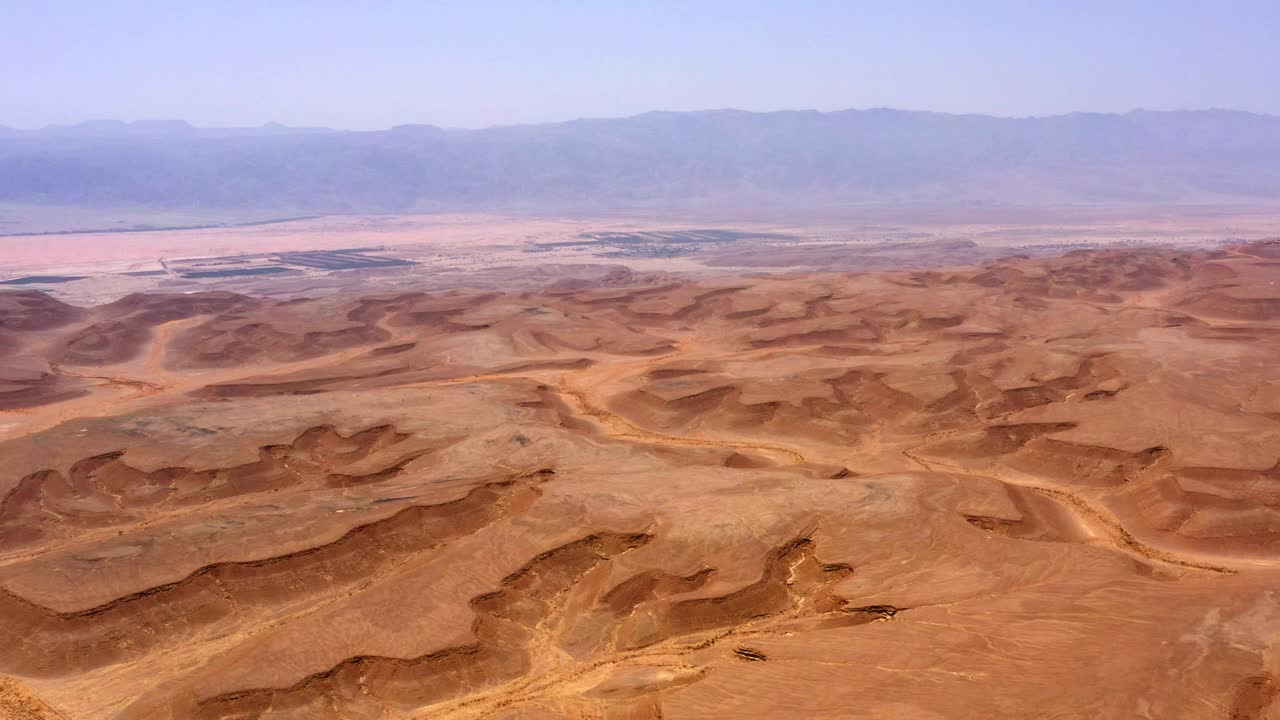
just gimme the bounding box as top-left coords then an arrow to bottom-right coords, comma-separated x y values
2,239 -> 1280,719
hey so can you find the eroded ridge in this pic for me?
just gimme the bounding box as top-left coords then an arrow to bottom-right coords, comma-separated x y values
192,531 -> 653,719
0,473 -> 548,676
2,241 -> 1279,719
189,530 -> 890,720
427,534 -> 891,719
607,536 -> 860,651
1229,675 -> 1278,720
0,424 -> 431,547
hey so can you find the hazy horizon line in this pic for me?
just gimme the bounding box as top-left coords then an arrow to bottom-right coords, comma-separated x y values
2,105 -> 1275,134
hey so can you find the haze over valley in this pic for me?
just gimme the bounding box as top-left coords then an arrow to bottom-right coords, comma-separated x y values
4,108 -> 1280,234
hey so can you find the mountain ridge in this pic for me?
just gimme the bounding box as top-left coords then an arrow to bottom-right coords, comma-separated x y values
4,107 -> 1278,135
3,107 -> 1280,214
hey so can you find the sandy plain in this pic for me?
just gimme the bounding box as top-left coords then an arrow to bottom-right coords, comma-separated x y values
0,223 -> 1278,719
4,208 -> 1280,305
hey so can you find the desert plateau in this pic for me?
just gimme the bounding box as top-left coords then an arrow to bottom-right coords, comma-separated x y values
9,3 -> 1280,715
1,227 -> 1278,719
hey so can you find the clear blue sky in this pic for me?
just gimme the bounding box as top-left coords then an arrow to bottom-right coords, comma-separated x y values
3,0 -> 1278,129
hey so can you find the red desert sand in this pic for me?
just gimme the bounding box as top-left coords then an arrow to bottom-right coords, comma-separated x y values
1,241 -> 1279,719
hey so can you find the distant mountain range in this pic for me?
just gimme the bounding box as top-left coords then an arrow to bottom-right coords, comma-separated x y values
3,108 -> 1280,214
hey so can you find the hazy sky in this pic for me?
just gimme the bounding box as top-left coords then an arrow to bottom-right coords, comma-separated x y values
3,0 -> 1279,130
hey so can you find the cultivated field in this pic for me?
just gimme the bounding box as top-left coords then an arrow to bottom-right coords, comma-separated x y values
4,209 -> 1280,305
